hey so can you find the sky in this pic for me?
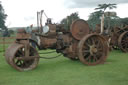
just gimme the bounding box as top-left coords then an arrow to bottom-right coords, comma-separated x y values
1,0 -> 128,27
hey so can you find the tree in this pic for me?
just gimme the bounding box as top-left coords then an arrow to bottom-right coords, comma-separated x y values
87,11 -> 120,30
120,18 -> 128,27
0,1 -> 7,30
104,14 -> 121,29
8,29 -> 14,35
95,3 -> 117,33
95,4 -> 117,12
87,10 -> 102,30
60,12 -> 80,30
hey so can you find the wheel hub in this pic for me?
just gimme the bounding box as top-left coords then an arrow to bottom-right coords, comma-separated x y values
90,45 -> 97,55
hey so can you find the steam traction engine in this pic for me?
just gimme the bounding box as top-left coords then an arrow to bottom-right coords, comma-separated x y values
5,19 -> 109,71
110,26 -> 128,52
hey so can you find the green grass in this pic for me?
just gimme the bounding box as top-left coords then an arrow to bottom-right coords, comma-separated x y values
0,48 -> 128,85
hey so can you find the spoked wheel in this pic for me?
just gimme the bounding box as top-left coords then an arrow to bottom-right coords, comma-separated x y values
113,27 -> 121,33
118,31 -> 128,52
5,43 -> 39,71
78,34 -> 109,65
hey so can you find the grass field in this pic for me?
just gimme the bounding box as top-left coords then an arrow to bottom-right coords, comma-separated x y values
0,45 -> 128,85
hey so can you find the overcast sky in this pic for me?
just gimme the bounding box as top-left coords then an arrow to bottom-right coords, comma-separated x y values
1,0 -> 128,27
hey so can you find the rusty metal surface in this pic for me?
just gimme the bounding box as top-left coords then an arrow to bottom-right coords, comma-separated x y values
16,28 -> 31,39
5,43 -> 39,71
16,33 -> 31,39
118,31 -> 128,52
56,33 -> 77,60
77,34 -> 108,65
113,27 -> 121,33
70,19 -> 90,40
17,28 -> 26,33
40,37 -> 57,49
64,42 -> 79,60
110,26 -> 128,51
4,18 -> 110,71
47,24 -> 56,34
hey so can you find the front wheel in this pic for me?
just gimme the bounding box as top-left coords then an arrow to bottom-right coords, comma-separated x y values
5,43 -> 39,71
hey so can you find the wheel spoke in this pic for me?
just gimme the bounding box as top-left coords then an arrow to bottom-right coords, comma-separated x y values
85,55 -> 91,62
98,48 -> 103,52
5,44 -> 39,71
91,37 -> 96,46
78,34 -> 108,65
15,47 -> 37,69
96,41 -> 101,48
93,55 -> 98,62
82,50 -> 90,53
16,60 -> 20,65
87,39 -> 92,46
17,51 -> 22,56
83,52 -> 90,57
24,61 -> 29,67
85,42 -> 91,47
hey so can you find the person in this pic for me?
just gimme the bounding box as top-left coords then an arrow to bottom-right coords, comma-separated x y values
26,26 -> 32,34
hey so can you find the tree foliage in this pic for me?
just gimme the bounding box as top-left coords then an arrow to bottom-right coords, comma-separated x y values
0,1 -> 7,30
8,29 -> 14,35
104,16 -> 121,29
88,3 -> 118,30
95,3 -> 117,12
87,10 -> 102,29
120,18 -> 128,27
60,12 -> 80,30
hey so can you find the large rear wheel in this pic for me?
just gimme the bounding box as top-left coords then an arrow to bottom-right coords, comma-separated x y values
78,34 -> 109,65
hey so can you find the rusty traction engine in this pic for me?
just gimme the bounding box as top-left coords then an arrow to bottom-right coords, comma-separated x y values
5,19 -> 109,71
110,26 -> 128,52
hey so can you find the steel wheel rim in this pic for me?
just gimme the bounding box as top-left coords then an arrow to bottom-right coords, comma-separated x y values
5,43 -> 39,71
118,31 -> 128,52
78,34 -> 108,65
